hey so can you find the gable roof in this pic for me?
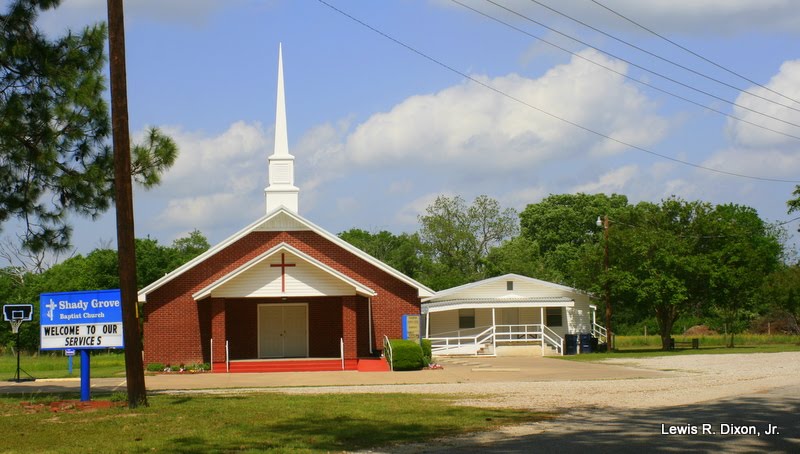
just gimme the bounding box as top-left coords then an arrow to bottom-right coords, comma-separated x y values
192,242 -> 376,300
138,207 -> 434,302
422,273 -> 588,303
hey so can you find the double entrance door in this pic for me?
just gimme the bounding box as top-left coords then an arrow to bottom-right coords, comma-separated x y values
258,304 -> 308,358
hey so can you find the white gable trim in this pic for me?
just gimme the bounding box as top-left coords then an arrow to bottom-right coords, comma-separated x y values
138,207 -> 434,302
192,242 -> 376,300
422,273 -> 586,303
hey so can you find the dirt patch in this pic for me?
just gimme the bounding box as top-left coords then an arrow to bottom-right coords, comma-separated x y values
683,325 -> 717,335
20,399 -> 126,413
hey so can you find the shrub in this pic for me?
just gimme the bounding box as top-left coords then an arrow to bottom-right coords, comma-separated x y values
387,339 -> 424,371
146,363 -> 165,372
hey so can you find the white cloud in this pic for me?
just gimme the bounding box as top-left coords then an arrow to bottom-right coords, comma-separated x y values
502,186 -> 549,211
726,59 -> 800,149
145,121 -> 272,230
701,148 -> 800,181
36,0 -> 264,32
438,0 -> 800,35
388,180 -> 415,195
590,0 -> 800,35
325,49 -> 667,177
572,165 -> 638,194
698,59 -> 800,183
394,192 -> 454,227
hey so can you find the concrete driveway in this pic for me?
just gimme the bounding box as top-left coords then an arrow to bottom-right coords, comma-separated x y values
0,355 -> 667,395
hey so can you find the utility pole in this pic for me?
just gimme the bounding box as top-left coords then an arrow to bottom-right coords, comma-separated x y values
107,0 -> 147,408
601,215 -> 612,351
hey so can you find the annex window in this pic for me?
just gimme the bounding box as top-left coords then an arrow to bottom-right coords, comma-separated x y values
506,281 -> 514,291
459,309 -> 475,329
546,307 -> 562,327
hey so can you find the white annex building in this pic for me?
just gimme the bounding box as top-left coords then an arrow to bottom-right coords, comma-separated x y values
422,274 -> 606,356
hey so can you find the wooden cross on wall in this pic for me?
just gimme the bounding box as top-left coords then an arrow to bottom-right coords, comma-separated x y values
270,252 -> 296,293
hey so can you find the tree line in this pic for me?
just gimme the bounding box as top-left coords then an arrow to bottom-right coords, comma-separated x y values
1,194 -> 797,353
0,231 -> 209,352
341,193 -> 799,350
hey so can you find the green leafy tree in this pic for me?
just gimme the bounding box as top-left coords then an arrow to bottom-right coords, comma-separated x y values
759,265 -> 800,333
788,185 -> 800,228
603,199 -> 709,350
418,195 -> 518,288
519,193 -> 629,285
484,236 -> 549,279
0,0 -> 177,253
0,230 -> 210,350
170,229 -> 210,263
338,228 -> 427,280
700,204 -> 782,346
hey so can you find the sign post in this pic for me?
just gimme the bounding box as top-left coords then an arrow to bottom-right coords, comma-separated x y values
65,348 -> 75,375
39,290 -> 124,401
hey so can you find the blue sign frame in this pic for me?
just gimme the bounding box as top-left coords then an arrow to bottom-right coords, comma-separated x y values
39,289 -> 124,350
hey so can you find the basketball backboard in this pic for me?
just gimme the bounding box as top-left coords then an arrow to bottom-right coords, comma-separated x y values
3,304 -> 33,322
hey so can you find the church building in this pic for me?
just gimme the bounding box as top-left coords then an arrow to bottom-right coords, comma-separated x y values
138,46 -> 434,372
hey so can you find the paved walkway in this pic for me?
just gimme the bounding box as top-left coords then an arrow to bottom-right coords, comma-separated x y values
0,356 -> 668,395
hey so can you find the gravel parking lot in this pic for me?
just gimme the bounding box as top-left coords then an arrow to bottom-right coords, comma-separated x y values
279,352 -> 800,412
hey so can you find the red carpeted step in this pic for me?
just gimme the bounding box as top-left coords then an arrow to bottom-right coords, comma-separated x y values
212,359 -> 359,373
357,357 -> 390,372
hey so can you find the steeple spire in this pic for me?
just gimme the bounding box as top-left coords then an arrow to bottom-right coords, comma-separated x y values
265,43 -> 299,213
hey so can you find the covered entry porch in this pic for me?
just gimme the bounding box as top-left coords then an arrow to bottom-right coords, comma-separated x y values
422,298 -> 575,356
193,243 -> 379,372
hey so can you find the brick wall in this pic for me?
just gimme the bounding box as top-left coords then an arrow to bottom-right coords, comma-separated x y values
142,230 -> 420,365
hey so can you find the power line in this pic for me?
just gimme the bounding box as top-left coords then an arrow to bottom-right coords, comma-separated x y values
589,0 -> 800,107
451,0 -> 800,142
474,0 -> 800,130
526,0 -> 800,111
315,0 -> 800,183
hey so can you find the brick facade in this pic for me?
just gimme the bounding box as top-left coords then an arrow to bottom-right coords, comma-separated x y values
142,230 -> 421,366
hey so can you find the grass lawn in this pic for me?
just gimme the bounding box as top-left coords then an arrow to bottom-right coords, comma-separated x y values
0,392 -> 551,453
0,351 -> 126,380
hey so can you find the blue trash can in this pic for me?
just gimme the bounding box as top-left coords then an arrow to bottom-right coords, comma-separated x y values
579,333 -> 593,353
565,334 -> 578,355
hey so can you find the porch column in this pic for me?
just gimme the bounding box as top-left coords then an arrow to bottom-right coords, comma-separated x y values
211,298 -> 227,367
342,296 -> 358,360
540,307 -> 544,357
491,308 -> 497,353
425,311 -> 430,338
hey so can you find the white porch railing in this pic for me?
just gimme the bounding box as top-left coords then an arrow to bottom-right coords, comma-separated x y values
592,323 -> 607,344
340,338 -> 345,370
428,326 -> 495,356
429,324 -> 564,356
541,325 -> 563,355
383,335 -> 394,371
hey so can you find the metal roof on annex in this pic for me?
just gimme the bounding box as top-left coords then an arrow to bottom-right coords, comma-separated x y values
421,296 -> 575,314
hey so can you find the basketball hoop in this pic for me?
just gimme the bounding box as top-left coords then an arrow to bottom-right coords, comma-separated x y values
3,304 -> 35,382
10,320 -> 23,334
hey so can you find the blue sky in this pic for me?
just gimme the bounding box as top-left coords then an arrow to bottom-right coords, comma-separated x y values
14,0 -> 800,258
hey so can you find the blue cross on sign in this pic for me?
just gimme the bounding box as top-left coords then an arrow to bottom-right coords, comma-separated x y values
39,290 -> 124,350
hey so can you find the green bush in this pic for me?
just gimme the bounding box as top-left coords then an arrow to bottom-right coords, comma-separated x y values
146,363 -> 165,372
421,339 -> 432,365
387,339 -> 424,371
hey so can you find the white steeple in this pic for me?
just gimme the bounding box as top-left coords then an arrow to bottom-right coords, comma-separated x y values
265,43 -> 299,213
